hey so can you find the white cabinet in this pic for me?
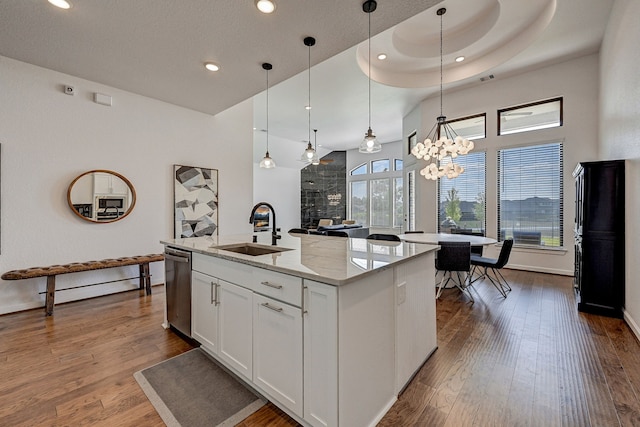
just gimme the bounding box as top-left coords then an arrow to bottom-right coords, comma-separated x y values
253,293 -> 303,417
191,271 -> 219,354
218,280 -> 253,380
303,280 -> 338,427
93,172 -> 129,195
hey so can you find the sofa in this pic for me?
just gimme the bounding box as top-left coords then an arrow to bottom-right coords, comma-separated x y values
315,223 -> 369,238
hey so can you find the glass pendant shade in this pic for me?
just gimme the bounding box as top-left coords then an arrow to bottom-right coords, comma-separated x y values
359,127 -> 381,153
260,151 -> 276,168
301,141 -> 318,164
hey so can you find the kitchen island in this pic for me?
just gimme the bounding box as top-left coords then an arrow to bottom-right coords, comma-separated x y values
161,232 -> 439,427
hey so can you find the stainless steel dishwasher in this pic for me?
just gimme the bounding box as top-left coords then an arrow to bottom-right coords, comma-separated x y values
164,247 -> 192,337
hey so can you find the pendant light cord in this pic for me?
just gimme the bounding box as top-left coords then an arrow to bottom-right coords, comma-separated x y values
368,8 -> 372,129
439,10 -> 443,118
266,68 -> 269,152
308,41 -> 311,145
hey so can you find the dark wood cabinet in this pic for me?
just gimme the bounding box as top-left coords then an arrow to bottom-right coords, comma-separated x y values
573,160 -> 625,318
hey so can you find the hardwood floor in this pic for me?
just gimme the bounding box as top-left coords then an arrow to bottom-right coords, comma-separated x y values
1,271 -> 640,426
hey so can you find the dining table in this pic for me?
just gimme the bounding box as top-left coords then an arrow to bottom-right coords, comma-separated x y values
398,233 -> 497,247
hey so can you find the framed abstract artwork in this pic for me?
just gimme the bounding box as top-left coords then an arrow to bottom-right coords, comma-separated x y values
174,165 -> 218,238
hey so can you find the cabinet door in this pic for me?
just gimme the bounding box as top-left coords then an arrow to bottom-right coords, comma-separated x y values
303,281 -> 338,427
253,293 -> 303,417
191,271 -> 219,354
218,280 -> 254,379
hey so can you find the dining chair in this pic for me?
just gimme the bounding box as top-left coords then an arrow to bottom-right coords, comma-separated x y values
435,241 -> 473,303
451,229 -> 485,255
470,238 -> 514,297
327,230 -> 349,237
366,233 -> 401,242
288,228 -> 309,234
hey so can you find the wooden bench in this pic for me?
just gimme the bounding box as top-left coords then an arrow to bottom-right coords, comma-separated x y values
1,254 -> 164,316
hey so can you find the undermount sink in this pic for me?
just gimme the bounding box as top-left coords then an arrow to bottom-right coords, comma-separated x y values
212,243 -> 293,256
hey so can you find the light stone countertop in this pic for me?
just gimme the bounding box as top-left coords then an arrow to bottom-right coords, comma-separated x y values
161,232 -> 439,286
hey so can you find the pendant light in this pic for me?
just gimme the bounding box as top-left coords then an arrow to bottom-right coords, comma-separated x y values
312,129 -> 320,165
259,62 -> 276,169
410,8 -> 474,180
300,36 -> 319,164
358,0 -> 381,154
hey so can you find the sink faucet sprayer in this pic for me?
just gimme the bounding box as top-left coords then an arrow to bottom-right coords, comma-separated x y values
249,202 -> 281,246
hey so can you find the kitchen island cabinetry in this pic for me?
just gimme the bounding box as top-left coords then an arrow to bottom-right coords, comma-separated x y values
253,293 -> 303,417
190,271 -> 218,353
163,233 -> 438,427
218,280 -> 253,379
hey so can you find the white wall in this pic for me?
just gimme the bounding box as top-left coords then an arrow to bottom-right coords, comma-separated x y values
598,0 -> 640,335
0,56 -> 254,314
253,164 -> 301,232
404,54 -> 600,275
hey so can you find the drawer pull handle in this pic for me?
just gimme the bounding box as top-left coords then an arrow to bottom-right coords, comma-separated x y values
261,302 -> 283,312
261,281 -> 283,290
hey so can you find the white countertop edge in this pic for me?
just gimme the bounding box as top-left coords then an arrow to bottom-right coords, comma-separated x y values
161,235 -> 439,287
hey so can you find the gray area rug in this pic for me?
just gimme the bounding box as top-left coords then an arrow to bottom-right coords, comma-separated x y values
134,348 -> 265,427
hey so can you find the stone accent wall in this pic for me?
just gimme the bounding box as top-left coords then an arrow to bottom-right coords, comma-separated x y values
300,151 -> 346,229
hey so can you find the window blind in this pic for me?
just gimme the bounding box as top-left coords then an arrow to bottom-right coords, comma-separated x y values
497,142 -> 563,247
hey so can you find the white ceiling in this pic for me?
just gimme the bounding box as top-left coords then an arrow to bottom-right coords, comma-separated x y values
0,0 -> 614,168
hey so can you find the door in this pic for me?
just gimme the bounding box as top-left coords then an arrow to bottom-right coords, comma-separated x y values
253,293 -> 303,417
218,280 -> 253,379
191,271 -> 219,354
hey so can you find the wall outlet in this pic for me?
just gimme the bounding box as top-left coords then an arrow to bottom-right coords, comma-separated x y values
64,85 -> 75,96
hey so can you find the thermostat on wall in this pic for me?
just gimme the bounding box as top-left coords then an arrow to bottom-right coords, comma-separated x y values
94,92 -> 112,106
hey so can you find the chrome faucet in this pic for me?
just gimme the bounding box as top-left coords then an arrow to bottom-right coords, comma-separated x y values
249,202 -> 281,246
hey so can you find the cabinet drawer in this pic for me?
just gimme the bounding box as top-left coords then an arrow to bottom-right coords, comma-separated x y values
192,253 -> 253,288
252,269 -> 302,307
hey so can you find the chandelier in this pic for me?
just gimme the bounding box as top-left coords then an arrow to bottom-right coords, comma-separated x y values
411,8 -> 474,180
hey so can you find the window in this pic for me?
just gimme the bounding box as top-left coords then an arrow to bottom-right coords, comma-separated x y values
497,142 -> 563,247
348,157 -> 403,229
437,151 -> 486,234
370,178 -> 390,227
407,170 -> 416,231
447,113 -> 486,140
393,177 -> 403,228
371,159 -> 390,173
498,97 -> 563,136
350,181 -> 368,225
351,163 -> 367,176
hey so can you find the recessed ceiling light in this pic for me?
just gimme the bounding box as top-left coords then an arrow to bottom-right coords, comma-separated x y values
204,62 -> 220,72
256,0 -> 276,14
377,53 -> 387,60
48,0 -> 72,9
455,56 -> 465,63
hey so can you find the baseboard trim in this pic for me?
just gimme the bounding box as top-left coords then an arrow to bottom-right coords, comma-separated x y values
505,264 -> 574,276
623,309 -> 640,342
